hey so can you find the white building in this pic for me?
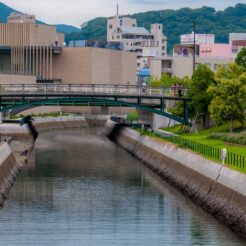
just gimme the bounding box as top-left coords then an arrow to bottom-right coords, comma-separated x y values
229,33 -> 246,44
107,5 -> 167,70
181,32 -> 215,45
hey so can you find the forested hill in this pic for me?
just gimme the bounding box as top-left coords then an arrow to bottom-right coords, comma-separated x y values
0,2 -> 79,33
66,3 -> 246,53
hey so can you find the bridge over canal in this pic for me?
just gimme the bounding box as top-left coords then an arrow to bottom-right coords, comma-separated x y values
0,84 -> 192,126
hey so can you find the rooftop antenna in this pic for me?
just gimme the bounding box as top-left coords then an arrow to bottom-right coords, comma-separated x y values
116,4 -> 119,17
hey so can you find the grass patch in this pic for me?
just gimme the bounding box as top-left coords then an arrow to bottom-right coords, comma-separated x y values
162,121 -> 246,156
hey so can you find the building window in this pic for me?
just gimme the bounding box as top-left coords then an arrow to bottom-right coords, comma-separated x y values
117,35 -> 120,39
159,25 -> 161,29
112,36 -> 114,40
109,24 -> 113,29
214,64 -> 218,70
120,19 -> 123,26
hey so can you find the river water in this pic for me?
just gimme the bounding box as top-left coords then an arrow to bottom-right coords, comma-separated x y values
0,128 -> 244,246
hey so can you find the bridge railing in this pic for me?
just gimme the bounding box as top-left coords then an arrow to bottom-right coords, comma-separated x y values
0,83 -> 188,97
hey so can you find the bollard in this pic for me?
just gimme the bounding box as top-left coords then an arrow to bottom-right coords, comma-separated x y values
221,148 -> 227,165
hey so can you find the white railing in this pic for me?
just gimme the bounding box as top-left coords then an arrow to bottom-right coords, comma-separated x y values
0,84 -> 187,97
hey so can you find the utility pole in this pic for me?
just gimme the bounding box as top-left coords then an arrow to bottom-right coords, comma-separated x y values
193,22 -> 196,75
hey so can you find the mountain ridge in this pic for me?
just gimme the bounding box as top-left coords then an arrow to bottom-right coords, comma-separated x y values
66,3 -> 246,52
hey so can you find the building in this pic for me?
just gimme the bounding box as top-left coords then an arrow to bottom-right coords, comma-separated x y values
107,5 -> 167,70
229,33 -> 246,44
150,42 -> 232,79
0,13 -> 64,82
229,33 -> 246,58
69,40 -> 123,50
181,32 -> 215,45
7,12 -> 36,23
0,13 -> 137,85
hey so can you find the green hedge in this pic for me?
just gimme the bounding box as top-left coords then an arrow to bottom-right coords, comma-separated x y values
208,132 -> 246,145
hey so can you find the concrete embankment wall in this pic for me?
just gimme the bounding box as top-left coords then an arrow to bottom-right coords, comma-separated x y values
105,120 -> 246,239
0,116 -> 106,138
0,143 -> 21,206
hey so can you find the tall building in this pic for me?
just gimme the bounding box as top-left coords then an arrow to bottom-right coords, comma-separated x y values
107,5 -> 167,70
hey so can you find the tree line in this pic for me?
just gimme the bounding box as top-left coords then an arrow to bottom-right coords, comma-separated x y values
66,4 -> 246,53
151,48 -> 246,132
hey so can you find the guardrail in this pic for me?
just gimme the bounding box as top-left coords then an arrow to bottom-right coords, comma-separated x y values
0,84 -> 188,97
158,135 -> 246,172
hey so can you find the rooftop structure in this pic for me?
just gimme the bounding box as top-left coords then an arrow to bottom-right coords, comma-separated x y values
229,33 -> 246,44
7,12 -> 36,24
230,34 -> 246,58
181,33 -> 215,45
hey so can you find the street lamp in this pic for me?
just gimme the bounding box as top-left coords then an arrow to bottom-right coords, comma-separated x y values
193,22 -> 196,75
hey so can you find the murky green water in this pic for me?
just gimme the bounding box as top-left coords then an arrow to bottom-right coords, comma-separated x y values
0,128 -> 244,246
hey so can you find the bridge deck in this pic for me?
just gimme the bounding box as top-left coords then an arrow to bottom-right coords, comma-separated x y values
0,84 -> 190,100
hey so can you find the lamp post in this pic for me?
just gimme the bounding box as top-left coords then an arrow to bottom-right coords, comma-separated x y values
193,22 -> 196,75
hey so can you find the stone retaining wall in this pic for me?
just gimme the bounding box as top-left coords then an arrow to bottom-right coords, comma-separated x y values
0,143 -> 21,206
105,120 -> 246,239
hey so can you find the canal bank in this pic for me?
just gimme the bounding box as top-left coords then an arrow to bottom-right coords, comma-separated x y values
0,143 -> 21,207
105,120 -> 246,239
0,115 -> 109,138
0,115 -> 109,207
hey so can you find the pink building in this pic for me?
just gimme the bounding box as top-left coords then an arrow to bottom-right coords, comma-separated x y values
199,44 -> 232,59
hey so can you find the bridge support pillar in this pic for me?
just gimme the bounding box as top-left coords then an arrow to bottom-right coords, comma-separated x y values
138,110 -> 180,130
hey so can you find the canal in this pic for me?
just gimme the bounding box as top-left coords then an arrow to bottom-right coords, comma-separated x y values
0,128 -> 244,245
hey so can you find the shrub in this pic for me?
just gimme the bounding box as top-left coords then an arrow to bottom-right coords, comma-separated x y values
127,111 -> 139,122
208,131 -> 246,145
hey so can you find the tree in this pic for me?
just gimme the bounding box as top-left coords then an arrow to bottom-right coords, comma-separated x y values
208,64 -> 246,132
149,73 -> 185,87
235,47 -> 246,70
188,64 -> 215,128
127,111 -> 139,122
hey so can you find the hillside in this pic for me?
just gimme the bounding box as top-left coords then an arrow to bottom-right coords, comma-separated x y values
66,3 -> 246,53
0,2 -> 79,33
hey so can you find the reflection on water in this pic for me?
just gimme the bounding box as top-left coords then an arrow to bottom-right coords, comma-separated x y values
0,128 -> 244,246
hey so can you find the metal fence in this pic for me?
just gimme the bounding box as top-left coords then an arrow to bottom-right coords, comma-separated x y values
159,135 -> 246,172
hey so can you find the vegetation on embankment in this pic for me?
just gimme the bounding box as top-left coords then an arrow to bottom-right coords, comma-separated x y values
135,125 -> 246,173
162,122 -> 246,156
10,112 -> 80,119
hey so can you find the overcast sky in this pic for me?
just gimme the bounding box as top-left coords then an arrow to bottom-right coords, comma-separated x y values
2,0 -> 243,27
